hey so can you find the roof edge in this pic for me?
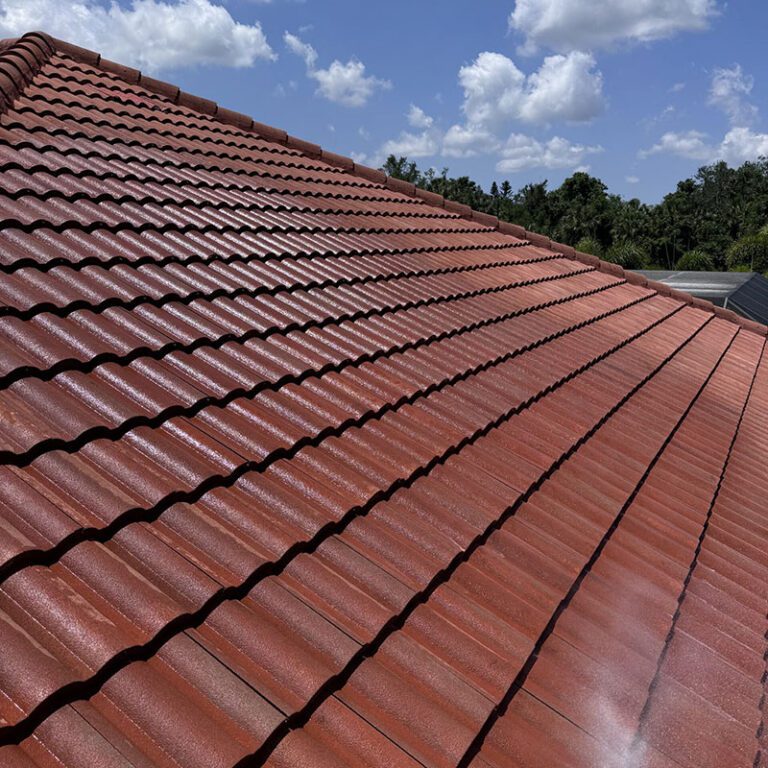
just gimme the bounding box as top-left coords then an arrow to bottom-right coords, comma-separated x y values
3,31 -> 767,338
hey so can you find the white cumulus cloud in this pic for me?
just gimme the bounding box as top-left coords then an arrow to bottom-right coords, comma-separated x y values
641,130 -> 712,160
284,31 -> 390,107
440,50 -> 603,169
520,51 -> 604,123
310,60 -> 391,107
442,123 -> 501,158
368,51 -> 601,172
509,0 -> 718,54
458,52 -> 526,129
378,130 -> 440,162
644,64 -> 768,167
458,50 -> 603,129
368,106 -> 440,165
0,0 -> 275,72
408,104 -> 434,129
365,47 -> 602,173
642,128 -> 768,165
496,134 -> 602,172
718,127 -> 768,164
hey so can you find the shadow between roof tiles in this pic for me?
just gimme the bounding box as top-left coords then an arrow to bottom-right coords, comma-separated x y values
24,83 -> 295,151
0,218 -> 485,236
756,643 -> 768,765
0,135 -> 388,197
32,62 -> 303,151
0,183 -> 457,229
457,329 -> 764,768
0,275 -> 637,566
0,261 -> 588,392
0,195 -> 450,224
0,176 -> 424,211
0,249 -> 546,323
0,174 -> 414,215
0,271 -> 611,467
238,308 -> 721,766
0,233 -> 514,275
628,342 -> 765,763
42,56 -> 261,117
0,294 -> 681,747
1,113 -> 378,189
6,97 -> 336,169
0,131 -> 361,174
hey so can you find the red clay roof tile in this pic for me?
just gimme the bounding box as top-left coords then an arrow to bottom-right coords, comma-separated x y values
0,29 -> 766,768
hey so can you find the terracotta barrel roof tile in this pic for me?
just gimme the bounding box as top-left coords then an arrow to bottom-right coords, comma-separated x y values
0,31 -> 766,768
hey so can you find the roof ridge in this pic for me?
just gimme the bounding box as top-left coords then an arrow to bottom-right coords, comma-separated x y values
3,30 -> 767,338
0,32 -> 56,109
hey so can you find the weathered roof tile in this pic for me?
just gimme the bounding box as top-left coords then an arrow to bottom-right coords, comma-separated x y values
0,31 -> 766,768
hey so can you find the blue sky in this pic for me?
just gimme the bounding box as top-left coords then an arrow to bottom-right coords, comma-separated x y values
4,0 -> 768,203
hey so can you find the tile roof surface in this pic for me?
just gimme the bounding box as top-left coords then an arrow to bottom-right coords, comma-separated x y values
0,30 -> 766,768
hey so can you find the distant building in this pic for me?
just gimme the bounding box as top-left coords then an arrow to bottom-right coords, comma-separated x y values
637,270 -> 768,325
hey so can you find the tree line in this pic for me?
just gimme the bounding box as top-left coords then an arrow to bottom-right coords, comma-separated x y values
382,155 -> 768,273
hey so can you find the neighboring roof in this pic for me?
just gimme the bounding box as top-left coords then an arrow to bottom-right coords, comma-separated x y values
638,270 -> 768,325
0,30 -> 766,768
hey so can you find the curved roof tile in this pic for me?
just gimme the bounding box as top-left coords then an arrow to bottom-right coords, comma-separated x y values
0,31 -> 766,768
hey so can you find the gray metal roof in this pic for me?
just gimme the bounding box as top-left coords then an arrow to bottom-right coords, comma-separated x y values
636,270 -> 768,324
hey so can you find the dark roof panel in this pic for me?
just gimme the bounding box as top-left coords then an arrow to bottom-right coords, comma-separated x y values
638,269 -> 768,324
0,31 -> 766,768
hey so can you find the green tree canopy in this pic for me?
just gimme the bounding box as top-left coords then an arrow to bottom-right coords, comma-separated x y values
727,233 -> 768,272
605,240 -> 648,270
574,237 -> 603,257
677,249 -> 715,271
381,154 -> 768,274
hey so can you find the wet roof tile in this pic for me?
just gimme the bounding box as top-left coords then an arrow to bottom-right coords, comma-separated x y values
0,30 -> 766,768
